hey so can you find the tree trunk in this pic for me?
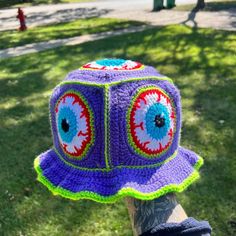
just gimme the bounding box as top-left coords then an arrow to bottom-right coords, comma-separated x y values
195,0 -> 205,10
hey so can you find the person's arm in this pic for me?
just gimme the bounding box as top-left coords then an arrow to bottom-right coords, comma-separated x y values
125,193 -> 187,236
125,193 -> 211,236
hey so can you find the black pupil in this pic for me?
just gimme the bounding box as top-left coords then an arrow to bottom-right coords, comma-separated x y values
61,118 -> 70,132
154,114 -> 165,128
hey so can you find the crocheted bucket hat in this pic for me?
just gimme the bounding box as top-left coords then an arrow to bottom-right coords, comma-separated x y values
34,58 -> 203,203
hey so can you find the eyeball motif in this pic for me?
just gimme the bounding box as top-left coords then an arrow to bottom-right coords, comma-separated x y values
55,91 -> 94,158
128,87 -> 176,158
82,59 -> 144,70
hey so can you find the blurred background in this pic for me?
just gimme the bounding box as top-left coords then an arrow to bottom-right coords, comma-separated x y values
0,0 -> 235,235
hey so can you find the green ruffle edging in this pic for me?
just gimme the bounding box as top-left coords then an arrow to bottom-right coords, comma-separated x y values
34,156 -> 203,203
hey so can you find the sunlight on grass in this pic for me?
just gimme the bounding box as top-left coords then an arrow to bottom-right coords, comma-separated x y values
0,18 -> 145,50
0,24 -> 235,236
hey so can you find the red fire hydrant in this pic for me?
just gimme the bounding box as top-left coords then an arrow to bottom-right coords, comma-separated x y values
16,8 -> 27,31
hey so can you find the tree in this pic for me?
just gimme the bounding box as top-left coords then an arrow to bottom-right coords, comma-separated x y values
195,0 -> 205,10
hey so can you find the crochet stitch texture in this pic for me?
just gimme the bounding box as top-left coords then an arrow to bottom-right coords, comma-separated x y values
34,58 -> 203,203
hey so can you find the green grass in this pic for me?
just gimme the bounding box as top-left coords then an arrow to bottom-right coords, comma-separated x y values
0,24 -> 236,236
0,18 -> 144,50
0,0 -> 93,9
174,0 -> 236,11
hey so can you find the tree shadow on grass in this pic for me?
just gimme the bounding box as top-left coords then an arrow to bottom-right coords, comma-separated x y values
180,79 -> 236,235
27,8 -> 112,24
0,19 -> 144,50
69,26 -> 235,235
133,26 -> 236,235
0,25 -> 235,235
0,96 -> 130,235
0,43 -> 131,235
0,7 -> 113,30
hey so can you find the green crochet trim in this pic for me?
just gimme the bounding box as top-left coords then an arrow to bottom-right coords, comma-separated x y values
60,76 -> 173,88
126,85 -> 177,158
104,84 -> 110,169
34,155 -> 203,203
79,64 -> 146,71
52,147 -> 177,171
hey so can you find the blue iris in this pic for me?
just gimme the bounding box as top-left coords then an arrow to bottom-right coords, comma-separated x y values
145,103 -> 170,140
96,58 -> 126,67
57,107 -> 77,143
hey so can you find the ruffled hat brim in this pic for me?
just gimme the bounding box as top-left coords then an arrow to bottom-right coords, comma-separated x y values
34,147 -> 203,203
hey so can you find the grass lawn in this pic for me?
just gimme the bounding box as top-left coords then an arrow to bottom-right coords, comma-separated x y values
174,0 -> 236,11
0,25 -> 236,236
0,18 -> 145,50
0,0 -> 94,9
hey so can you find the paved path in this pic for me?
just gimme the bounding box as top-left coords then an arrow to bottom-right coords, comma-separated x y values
108,9 -> 236,31
0,0 -> 235,59
0,0 -> 235,31
1,0 -> 155,31
0,25 -> 152,59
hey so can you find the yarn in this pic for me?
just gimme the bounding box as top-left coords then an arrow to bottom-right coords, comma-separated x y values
55,91 -> 94,158
34,59 -> 203,203
128,86 -> 176,158
82,58 -> 144,71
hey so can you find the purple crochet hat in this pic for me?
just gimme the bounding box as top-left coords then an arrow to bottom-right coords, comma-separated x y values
34,58 -> 203,203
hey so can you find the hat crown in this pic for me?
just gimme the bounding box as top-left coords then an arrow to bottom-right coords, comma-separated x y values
49,59 -> 181,170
